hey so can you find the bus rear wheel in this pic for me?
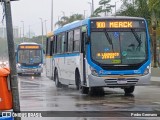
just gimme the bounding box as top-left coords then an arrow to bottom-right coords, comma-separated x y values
124,86 -> 135,94
54,70 -> 61,88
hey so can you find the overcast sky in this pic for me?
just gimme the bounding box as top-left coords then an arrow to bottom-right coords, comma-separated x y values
0,0 -> 122,36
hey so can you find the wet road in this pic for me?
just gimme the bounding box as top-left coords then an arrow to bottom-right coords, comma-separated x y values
18,70 -> 160,120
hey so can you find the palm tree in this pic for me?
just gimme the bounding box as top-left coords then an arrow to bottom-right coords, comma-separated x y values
148,0 -> 160,26
92,0 -> 115,17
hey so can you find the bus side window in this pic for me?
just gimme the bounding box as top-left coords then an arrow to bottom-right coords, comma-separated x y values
54,36 -> 57,54
73,29 -> 80,52
61,33 -> 65,54
57,34 -> 61,54
46,38 -> 49,55
50,36 -> 54,56
81,32 -> 87,53
68,31 -> 73,53
64,32 -> 68,53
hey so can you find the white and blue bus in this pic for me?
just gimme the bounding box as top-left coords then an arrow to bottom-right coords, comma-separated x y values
46,16 -> 151,94
16,42 -> 43,76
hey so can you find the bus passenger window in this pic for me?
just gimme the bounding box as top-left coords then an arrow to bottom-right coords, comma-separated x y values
73,29 -> 80,52
57,34 -> 61,53
68,31 -> 73,52
61,33 -> 65,53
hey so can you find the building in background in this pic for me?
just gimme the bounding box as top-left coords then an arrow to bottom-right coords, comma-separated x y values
0,26 -> 19,39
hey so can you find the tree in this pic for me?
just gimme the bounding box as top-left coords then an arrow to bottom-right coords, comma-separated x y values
148,0 -> 160,26
55,14 -> 84,27
92,0 -> 115,17
117,0 -> 150,21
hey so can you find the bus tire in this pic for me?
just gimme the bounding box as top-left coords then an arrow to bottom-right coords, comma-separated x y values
55,70 -> 61,88
89,87 -> 105,96
81,86 -> 89,94
75,70 -> 81,90
18,73 -> 22,76
124,86 -> 135,94
38,73 -> 41,76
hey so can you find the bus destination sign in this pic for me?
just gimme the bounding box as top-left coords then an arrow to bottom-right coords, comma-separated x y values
19,45 -> 40,49
91,20 -> 145,29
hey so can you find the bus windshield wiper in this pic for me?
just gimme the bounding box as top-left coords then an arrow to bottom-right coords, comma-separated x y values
104,30 -> 114,52
131,29 -> 142,46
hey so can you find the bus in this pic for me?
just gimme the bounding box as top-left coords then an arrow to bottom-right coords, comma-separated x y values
46,16 -> 151,94
46,32 -> 54,79
16,42 -> 43,76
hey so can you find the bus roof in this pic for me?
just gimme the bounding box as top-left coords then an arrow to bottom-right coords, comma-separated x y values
90,16 -> 145,20
54,16 -> 145,34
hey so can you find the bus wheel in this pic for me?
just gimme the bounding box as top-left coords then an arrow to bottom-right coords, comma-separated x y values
38,73 -> 41,76
55,70 -> 61,88
75,72 -> 81,90
18,73 -> 22,76
124,86 -> 135,94
81,86 -> 89,94
89,87 -> 105,96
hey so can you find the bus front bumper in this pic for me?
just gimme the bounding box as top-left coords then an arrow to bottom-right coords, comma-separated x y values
17,67 -> 43,74
87,73 -> 151,87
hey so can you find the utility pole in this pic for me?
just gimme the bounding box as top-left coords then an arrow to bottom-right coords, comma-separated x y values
91,0 -> 94,15
3,0 -> 21,120
51,0 -> 53,31
88,2 -> 92,16
21,21 -> 24,42
44,20 -> 47,35
29,25 -> 30,38
84,10 -> 87,19
39,18 -> 44,48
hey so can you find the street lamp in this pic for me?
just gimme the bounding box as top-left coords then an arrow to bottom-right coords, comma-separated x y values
91,0 -> 94,15
84,10 -> 87,19
88,2 -> 92,16
51,0 -> 53,31
115,1 -> 119,16
39,18 -> 44,48
28,25 -> 30,38
44,20 -> 48,35
61,11 -> 65,17
21,20 -> 24,42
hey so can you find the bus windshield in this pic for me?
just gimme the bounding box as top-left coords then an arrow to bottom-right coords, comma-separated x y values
18,49 -> 42,64
91,29 -> 147,65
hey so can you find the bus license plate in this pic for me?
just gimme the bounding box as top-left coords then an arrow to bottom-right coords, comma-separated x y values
117,79 -> 127,84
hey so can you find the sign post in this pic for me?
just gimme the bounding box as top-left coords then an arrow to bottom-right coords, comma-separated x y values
2,0 -> 21,120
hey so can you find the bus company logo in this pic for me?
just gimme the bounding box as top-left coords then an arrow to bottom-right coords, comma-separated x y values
2,112 -> 12,117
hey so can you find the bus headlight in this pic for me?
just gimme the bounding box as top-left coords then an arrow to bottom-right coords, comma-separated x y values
17,63 -> 21,67
90,67 -> 98,76
39,64 -> 43,67
143,68 -> 149,75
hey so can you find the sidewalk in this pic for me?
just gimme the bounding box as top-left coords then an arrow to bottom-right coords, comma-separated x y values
151,68 -> 160,85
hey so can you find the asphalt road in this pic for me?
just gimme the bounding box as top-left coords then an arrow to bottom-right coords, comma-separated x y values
18,70 -> 160,120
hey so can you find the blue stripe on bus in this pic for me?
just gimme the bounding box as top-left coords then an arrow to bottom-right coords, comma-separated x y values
54,53 -> 80,58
